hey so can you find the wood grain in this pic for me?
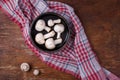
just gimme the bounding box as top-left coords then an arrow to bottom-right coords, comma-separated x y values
0,0 -> 120,80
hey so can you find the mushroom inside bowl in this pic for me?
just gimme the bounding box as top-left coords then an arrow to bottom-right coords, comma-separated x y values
30,12 -> 70,52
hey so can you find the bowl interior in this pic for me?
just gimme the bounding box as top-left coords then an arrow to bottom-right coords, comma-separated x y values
30,12 -> 70,52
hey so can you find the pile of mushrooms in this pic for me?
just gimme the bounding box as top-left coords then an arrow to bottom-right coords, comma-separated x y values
35,18 -> 65,50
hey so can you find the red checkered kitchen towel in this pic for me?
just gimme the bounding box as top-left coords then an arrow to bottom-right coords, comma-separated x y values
0,0 -> 119,80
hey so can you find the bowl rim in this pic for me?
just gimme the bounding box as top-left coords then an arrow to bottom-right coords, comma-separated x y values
29,12 -> 70,53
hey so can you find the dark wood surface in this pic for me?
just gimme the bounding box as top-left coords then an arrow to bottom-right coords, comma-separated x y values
0,0 -> 120,80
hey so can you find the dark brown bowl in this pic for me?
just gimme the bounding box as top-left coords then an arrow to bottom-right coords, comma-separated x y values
29,12 -> 70,52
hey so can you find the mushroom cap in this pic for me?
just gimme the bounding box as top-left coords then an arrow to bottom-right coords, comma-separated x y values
20,63 -> 30,72
54,24 -> 65,33
35,19 -> 46,31
35,33 -> 45,44
48,19 -> 54,27
33,69 -> 40,76
45,38 -> 55,49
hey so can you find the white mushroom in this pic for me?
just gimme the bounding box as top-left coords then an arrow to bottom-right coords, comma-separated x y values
33,69 -> 40,76
45,38 -> 63,49
44,31 -> 55,39
47,19 -> 54,27
53,19 -> 61,23
54,24 -> 65,39
45,38 -> 55,49
48,19 -> 61,27
35,19 -> 51,32
35,33 -> 45,44
44,26 -> 51,32
20,63 -> 30,72
54,38 -> 62,45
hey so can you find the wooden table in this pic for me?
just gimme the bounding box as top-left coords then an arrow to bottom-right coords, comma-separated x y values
0,0 -> 120,80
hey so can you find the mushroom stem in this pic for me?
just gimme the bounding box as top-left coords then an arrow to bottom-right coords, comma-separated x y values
53,19 -> 61,24
44,26 -> 51,32
57,33 -> 61,39
44,31 -> 55,39
54,38 -> 62,45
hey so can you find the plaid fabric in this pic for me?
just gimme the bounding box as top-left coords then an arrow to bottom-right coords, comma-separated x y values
0,0 -> 119,80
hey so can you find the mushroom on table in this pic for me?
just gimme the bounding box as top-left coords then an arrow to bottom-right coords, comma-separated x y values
54,38 -> 62,45
33,69 -> 40,76
20,63 -> 30,72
